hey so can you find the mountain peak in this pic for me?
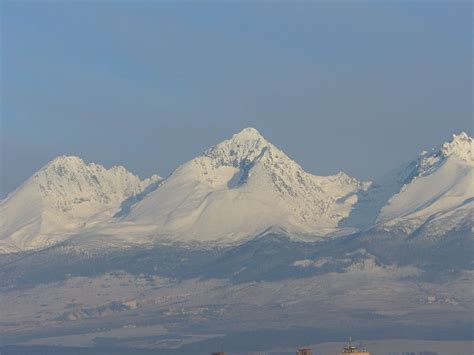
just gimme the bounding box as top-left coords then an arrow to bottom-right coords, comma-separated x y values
38,155 -> 91,179
29,155 -> 146,205
45,155 -> 85,168
204,128 -> 271,168
440,132 -> 472,162
41,156 -> 140,179
397,132 -> 472,183
231,127 -> 264,141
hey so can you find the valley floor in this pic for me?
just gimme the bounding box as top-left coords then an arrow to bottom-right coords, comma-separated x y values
1,340 -> 473,355
1,267 -> 472,354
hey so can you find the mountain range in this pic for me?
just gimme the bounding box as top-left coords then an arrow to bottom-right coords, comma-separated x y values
1,128 -> 473,353
1,128 -> 472,254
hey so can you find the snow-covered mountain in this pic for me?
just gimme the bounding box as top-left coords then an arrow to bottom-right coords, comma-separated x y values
1,131 -> 472,353
122,128 -> 370,243
0,129 -> 472,254
0,156 -> 160,253
343,132 -> 473,236
376,132 -> 473,235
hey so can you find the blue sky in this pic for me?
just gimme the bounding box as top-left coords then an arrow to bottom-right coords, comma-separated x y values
1,1 -> 472,197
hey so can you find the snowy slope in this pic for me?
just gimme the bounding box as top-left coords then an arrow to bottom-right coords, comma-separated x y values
123,128 -> 370,243
0,156 -> 160,253
342,132 -> 473,235
1,130 -> 471,254
376,132 -> 473,233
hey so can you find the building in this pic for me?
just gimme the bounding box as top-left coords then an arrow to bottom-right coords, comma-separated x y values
296,348 -> 312,355
340,338 -> 370,354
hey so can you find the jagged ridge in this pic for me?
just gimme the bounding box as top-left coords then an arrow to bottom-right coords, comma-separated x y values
0,156 -> 159,253
123,128 -> 368,243
0,129 -> 472,253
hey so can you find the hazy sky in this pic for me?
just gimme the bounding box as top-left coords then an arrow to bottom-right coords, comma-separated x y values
1,1 -> 472,197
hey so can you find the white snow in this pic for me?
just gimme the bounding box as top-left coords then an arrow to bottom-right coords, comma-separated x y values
0,156 -> 160,253
342,132 -> 473,235
376,132 -> 473,231
0,130 -> 472,253
123,128 -> 368,243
